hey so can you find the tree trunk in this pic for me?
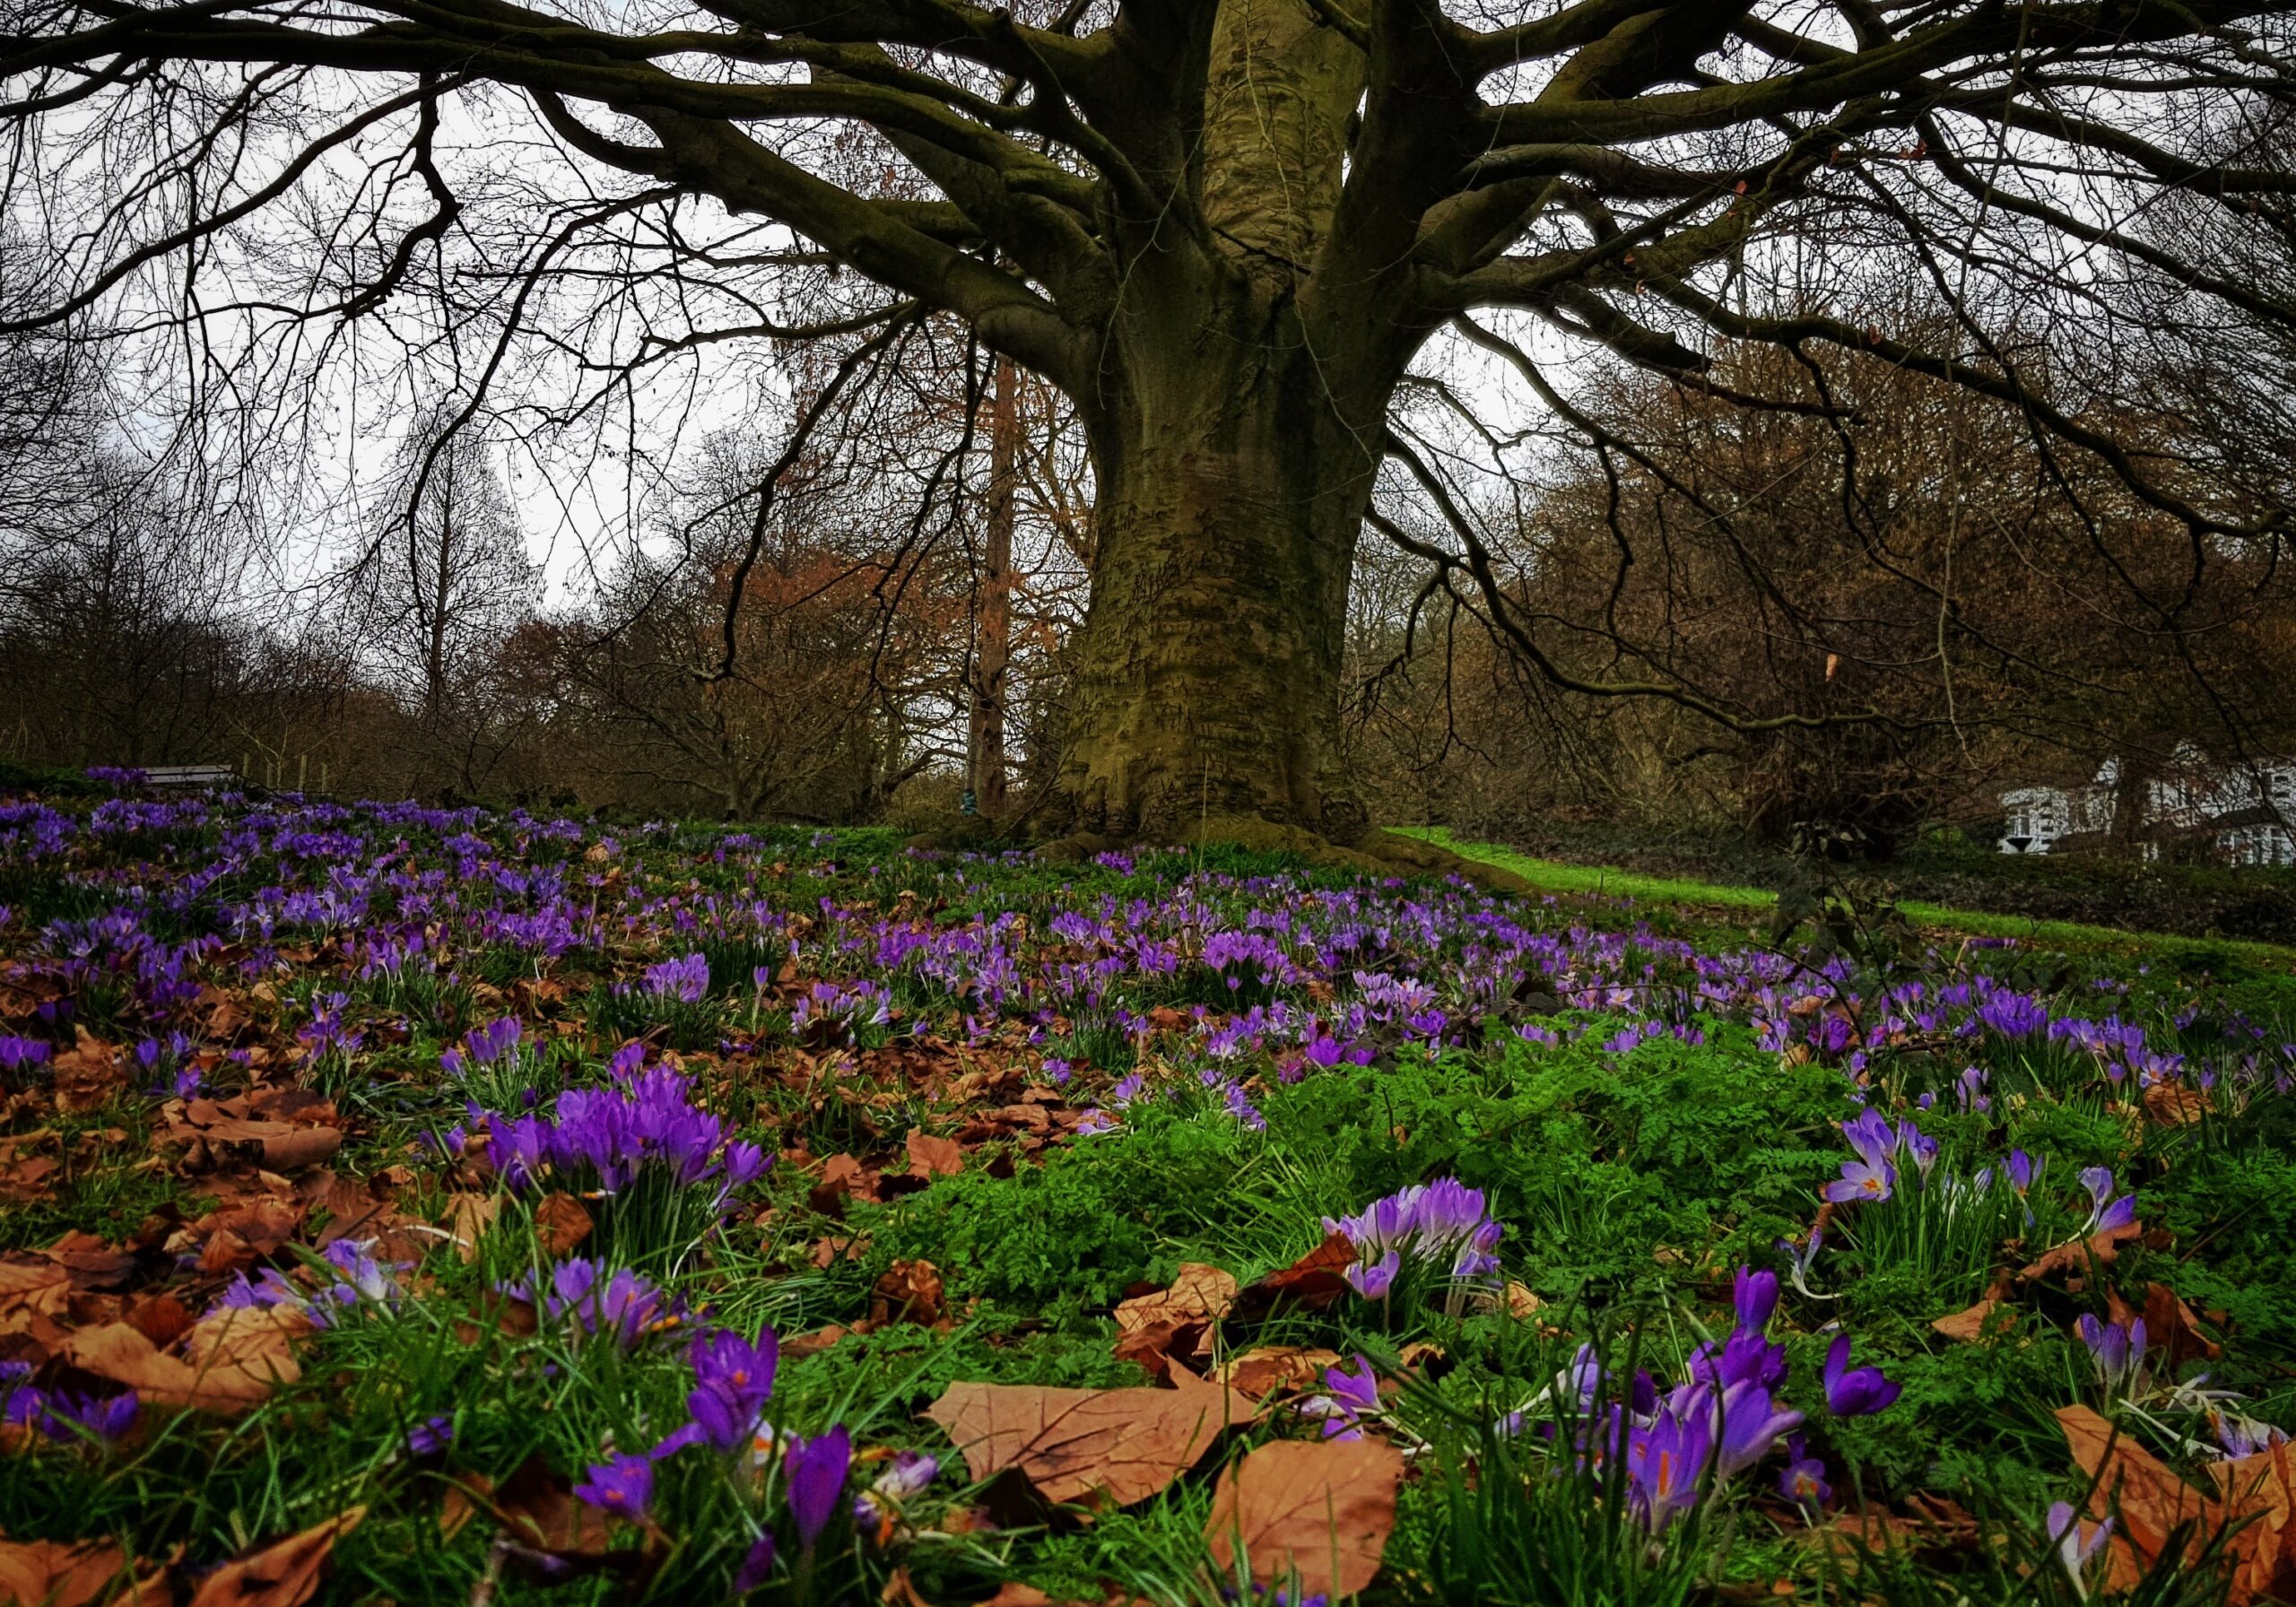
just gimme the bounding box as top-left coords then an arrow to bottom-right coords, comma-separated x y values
1057,324 -> 1386,843
968,355 -> 1016,817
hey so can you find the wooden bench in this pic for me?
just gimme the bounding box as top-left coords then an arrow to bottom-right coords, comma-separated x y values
141,765 -> 239,789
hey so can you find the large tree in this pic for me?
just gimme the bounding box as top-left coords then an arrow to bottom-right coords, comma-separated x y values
4,1 -> 2294,838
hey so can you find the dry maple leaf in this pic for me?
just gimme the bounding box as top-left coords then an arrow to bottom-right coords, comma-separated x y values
904,1130 -> 964,1177
869,1259 -> 947,1328
1929,1299 -> 2012,1343
926,1380 -> 1257,1507
1113,1264 -> 1237,1333
1229,1233 -> 1354,1323
439,1194 -> 501,1263
2018,1220 -> 2142,1290
181,1304 -> 309,1390
2205,1440 -> 2296,1604
60,1320 -> 285,1413
1213,1345 -> 1344,1399
533,1192 -> 594,1257
0,1539 -> 167,1607
2108,1282 -> 2221,1368
1205,1438 -> 1404,1598
185,1507 -> 362,1607
2143,1082 -> 2212,1127
2057,1404 -> 2220,1594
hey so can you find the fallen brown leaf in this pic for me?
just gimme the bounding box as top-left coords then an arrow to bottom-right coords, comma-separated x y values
0,1539 -> 166,1607
533,1192 -> 594,1257
2018,1220 -> 2142,1290
869,1259 -> 947,1327
1113,1264 -> 1237,1334
61,1320 -> 282,1413
2143,1081 -> 2211,1127
2057,1403 -> 2218,1594
2206,1440 -> 2296,1605
439,1194 -> 500,1263
1229,1233 -> 1353,1322
1930,1300 -> 2013,1343
185,1507 -> 362,1607
904,1130 -> 963,1177
1213,1345 -> 1343,1400
1205,1438 -> 1403,1599
926,1380 -> 1257,1507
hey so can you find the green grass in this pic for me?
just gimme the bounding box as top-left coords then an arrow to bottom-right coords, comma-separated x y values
1404,826 -> 2296,968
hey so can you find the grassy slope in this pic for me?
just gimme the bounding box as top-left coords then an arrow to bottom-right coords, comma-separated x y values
1401,825 -> 2296,969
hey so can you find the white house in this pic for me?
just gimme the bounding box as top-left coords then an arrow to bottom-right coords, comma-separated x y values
2000,750 -> 2296,865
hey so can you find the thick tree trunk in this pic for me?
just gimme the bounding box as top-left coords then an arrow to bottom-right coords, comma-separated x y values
1057,330 -> 1385,842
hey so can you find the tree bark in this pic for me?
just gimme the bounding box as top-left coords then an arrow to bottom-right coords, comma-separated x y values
968,355 -> 1016,817
1056,308 -> 1388,842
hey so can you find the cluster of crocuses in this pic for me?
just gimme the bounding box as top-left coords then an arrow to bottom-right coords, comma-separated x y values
1326,1177 -> 1504,1301
440,1013 -> 523,1075
0,1360 -> 138,1444
430,1059 -> 769,1213
557,1314 -> 938,1588
504,1256 -> 683,1348
1567,1270 -> 1894,1533
215,1237 -> 404,1327
640,951 -> 710,1003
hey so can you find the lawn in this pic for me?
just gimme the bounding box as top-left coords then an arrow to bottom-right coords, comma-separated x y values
1405,826 -> 2296,969
0,786 -> 2292,1605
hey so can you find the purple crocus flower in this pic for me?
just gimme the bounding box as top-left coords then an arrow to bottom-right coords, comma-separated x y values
573,1451 -> 655,1518
785,1426 -> 852,1550
1712,1381 -> 1804,1477
853,1448 -> 940,1529
1624,1403 -> 1711,1533
733,1533 -> 777,1593
1345,1249 -> 1400,1300
1822,1334 -> 1901,1416
643,951 -> 709,1003
38,1389 -> 138,1442
2005,1149 -> 2037,1195
689,1327 -> 778,1450
406,1415 -> 454,1457
2078,1167 -> 2138,1235
1734,1267 -> 1779,1333
2047,1501 -> 2113,1594
2076,1314 -> 2146,1394
1300,1354 -> 1381,1440
1693,1328 -> 1787,1391
1778,1436 -> 1831,1511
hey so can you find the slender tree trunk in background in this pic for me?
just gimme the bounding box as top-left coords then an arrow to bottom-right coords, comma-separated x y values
969,356 -> 1016,817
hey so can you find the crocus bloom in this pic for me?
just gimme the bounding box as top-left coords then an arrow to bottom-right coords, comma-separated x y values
406,1415 -> 454,1457
1345,1249 -> 1400,1300
38,1390 -> 138,1442
689,1327 -> 779,1449
732,1533 -> 777,1594
1778,1436 -> 1831,1511
1777,1230 -> 1831,1299
785,1426 -> 852,1550
2076,1314 -> 2146,1394
1822,1334 -> 1901,1417
1712,1381 -> 1805,1477
573,1452 -> 655,1518
2078,1167 -> 2138,1236
1300,1354 -> 1381,1440
853,1449 -> 940,1530
1734,1267 -> 1779,1333
2047,1501 -> 2113,1596
1625,1403 -> 1711,1533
